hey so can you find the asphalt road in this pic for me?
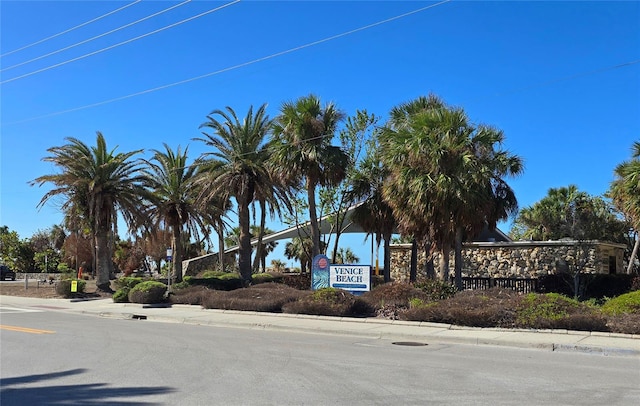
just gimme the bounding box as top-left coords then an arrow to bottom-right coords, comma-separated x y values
1,309 -> 639,405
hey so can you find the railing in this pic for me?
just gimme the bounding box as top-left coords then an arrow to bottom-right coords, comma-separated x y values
451,276 -> 538,293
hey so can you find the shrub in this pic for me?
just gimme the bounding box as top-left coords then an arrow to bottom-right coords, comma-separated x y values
414,279 -> 457,301
601,290 -> 640,316
515,293 -> 607,331
252,273 -> 278,284
282,288 -> 375,317
280,273 -> 311,290
605,313 -> 640,335
55,279 -> 86,298
583,274 -> 635,299
360,282 -> 429,320
128,281 -> 167,304
170,286 -> 211,306
403,288 -> 519,327
188,271 -> 242,290
114,277 -> 144,290
113,288 -> 130,303
201,283 -> 306,312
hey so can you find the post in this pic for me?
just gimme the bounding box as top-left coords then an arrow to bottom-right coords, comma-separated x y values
166,248 -> 173,292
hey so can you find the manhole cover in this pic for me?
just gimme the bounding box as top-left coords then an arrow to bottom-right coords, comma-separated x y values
392,341 -> 428,346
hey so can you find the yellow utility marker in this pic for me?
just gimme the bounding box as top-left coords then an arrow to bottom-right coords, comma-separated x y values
0,325 -> 55,334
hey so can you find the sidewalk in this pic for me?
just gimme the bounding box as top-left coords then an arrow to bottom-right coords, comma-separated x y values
2,295 -> 639,357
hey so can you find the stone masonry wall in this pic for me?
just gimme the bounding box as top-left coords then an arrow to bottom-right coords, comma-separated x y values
390,241 -> 625,282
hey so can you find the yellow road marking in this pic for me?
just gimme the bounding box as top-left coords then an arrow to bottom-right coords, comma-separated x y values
0,325 -> 55,334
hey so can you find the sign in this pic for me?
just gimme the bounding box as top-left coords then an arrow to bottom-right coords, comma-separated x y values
330,265 -> 371,294
311,254 -> 330,290
71,280 -> 78,293
166,248 -> 173,261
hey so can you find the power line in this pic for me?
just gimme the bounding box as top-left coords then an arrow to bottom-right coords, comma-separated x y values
2,0 -> 193,73
0,0 -> 241,85
2,0 -> 453,122
0,0 -> 143,58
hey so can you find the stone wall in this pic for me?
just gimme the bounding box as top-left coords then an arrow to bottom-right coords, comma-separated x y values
182,252 -> 236,277
390,240 -> 626,282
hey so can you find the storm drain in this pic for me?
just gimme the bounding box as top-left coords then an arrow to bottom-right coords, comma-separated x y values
392,342 -> 428,346
132,314 -> 147,320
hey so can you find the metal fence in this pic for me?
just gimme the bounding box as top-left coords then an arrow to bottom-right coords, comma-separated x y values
451,276 -> 539,293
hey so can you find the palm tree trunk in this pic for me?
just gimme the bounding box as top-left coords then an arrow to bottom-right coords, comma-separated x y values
252,200 -> 267,272
172,224 -> 182,283
440,249 -> 450,282
307,178 -> 321,258
454,226 -> 464,291
410,239 -> 417,282
424,244 -> 435,279
95,227 -> 112,291
383,232 -> 391,283
627,233 -> 639,274
237,196 -> 253,286
217,220 -> 225,272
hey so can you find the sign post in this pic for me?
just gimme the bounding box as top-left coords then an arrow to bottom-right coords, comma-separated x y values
166,248 -> 173,292
311,254 -> 330,290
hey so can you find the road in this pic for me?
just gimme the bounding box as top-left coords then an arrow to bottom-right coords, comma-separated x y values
1,307 -> 639,405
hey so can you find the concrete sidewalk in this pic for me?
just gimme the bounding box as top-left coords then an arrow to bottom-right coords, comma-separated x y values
2,294 -> 639,357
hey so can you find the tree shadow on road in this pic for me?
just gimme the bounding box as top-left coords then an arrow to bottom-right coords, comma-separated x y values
1,368 -> 174,405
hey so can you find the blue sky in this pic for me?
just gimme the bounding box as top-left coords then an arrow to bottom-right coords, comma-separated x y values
1,0 -> 639,267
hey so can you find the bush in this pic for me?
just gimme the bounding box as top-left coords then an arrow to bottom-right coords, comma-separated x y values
55,279 -> 86,298
114,277 -> 144,290
201,283 -> 306,312
185,272 -> 244,291
252,273 -> 278,284
280,273 -> 311,290
515,293 -> 607,331
128,281 -> 167,304
605,313 -> 640,335
583,274 -> 635,299
601,290 -> 640,316
414,279 -> 457,301
170,286 -> 211,306
113,288 -> 130,303
282,288 -> 375,317
403,288 -> 519,327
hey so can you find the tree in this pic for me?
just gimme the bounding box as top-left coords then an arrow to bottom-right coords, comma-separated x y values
610,141 -> 640,273
195,104 -> 277,286
380,95 -> 523,290
350,134 -> 397,282
143,144 -> 206,282
334,247 -> 360,264
31,132 -> 151,291
320,110 -> 376,263
273,94 -> 349,259
284,236 -> 326,274
0,227 -> 33,272
511,185 -> 627,243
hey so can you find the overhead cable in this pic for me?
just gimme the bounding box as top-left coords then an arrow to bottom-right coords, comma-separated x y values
0,0 -> 143,58
0,0 -> 241,85
2,0 -> 452,122
2,0 -> 193,73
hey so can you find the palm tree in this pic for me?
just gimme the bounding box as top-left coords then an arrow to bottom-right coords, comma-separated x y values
143,143 -> 206,283
334,247 -> 359,264
380,97 -> 523,290
31,132 -> 151,291
350,140 -> 396,282
610,141 -> 640,273
272,94 -> 349,259
195,104 -> 277,286
284,236 -> 325,274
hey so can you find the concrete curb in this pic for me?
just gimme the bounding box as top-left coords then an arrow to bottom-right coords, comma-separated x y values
2,294 -> 639,357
